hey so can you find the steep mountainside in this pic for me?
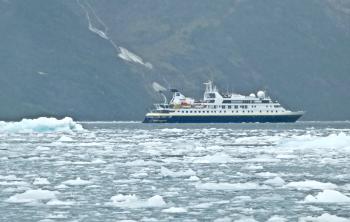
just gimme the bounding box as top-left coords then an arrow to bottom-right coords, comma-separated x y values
0,0 -> 349,120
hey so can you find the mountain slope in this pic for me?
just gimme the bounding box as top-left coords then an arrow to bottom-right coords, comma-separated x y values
0,0 -> 349,120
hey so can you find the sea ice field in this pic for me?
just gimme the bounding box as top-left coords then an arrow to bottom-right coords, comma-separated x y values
1,117 -> 350,221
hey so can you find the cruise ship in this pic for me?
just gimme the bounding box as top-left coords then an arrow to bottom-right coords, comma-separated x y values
143,81 -> 304,123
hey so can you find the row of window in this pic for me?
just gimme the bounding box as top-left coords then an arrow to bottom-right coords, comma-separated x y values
221,100 -> 271,104
176,110 -> 283,114
205,105 -> 277,109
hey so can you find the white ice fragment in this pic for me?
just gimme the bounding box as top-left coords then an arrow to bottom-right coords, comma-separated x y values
0,117 -> 83,133
234,217 -> 258,222
54,184 -> 68,190
243,165 -> 264,170
264,177 -> 285,187
255,172 -> 279,178
57,135 -> 74,142
195,182 -> 270,190
191,202 -> 213,209
0,175 -> 22,181
299,213 -> 350,222
6,189 -> 58,203
160,167 -> 196,178
46,199 -> 75,206
62,177 -> 92,186
0,181 -> 29,186
304,190 -> 350,203
267,215 -> 287,222
214,217 -> 232,222
187,176 -> 200,181
160,128 -> 184,133
110,194 -> 166,208
285,180 -> 337,190
33,178 -> 50,185
162,207 -> 187,213
192,153 -> 233,164
281,132 -> 350,150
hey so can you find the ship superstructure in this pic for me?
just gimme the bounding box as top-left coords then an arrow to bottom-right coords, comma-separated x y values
143,81 -> 304,123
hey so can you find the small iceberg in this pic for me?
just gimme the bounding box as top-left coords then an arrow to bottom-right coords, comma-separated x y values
6,189 -> 58,203
162,207 -> 187,213
160,167 -> 196,178
62,177 -> 92,186
304,189 -> 350,203
0,117 -> 83,133
109,194 -> 166,208
299,213 -> 350,222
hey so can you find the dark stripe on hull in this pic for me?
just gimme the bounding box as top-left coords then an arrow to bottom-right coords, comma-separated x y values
143,114 -> 303,123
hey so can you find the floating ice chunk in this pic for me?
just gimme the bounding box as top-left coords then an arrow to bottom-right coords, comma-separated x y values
255,172 -> 279,178
160,128 -> 184,133
46,199 -> 75,206
0,181 -> 29,186
275,154 -> 298,159
36,146 -> 50,151
214,217 -> 231,222
285,180 -> 337,190
192,153 -> 233,163
264,177 -> 285,186
195,182 -> 270,190
187,176 -> 200,181
62,177 -> 92,186
0,175 -> 21,181
6,189 -> 58,203
299,213 -> 350,222
281,132 -> 350,150
33,178 -> 50,185
243,165 -> 264,170
267,215 -> 287,222
0,117 -> 83,133
118,47 -> 153,69
160,167 -> 196,178
54,184 -> 68,190
110,194 -> 166,208
234,217 -> 258,222
123,159 -> 161,166
57,136 -> 74,142
191,202 -> 213,209
304,190 -> 350,203
162,207 -> 187,213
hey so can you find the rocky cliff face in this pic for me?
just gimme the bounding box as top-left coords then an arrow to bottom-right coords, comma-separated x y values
0,0 -> 349,120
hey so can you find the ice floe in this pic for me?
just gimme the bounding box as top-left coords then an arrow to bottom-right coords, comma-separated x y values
109,194 -> 166,208
0,117 -> 83,133
285,180 -> 337,190
264,177 -> 285,186
160,167 -> 196,178
33,178 -> 50,185
195,182 -> 270,190
162,207 -> 187,213
46,199 -> 75,206
299,213 -> 350,222
304,189 -> 350,203
6,189 -> 58,203
191,152 -> 233,163
281,132 -> 350,150
62,177 -> 92,186
266,215 -> 287,222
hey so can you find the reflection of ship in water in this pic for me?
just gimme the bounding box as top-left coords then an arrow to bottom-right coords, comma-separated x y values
144,81 -> 304,123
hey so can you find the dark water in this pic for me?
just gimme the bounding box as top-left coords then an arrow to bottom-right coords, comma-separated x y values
1,120 -> 350,221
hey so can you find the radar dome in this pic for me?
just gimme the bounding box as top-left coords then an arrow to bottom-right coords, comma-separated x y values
257,91 -> 265,99
249,93 -> 256,98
